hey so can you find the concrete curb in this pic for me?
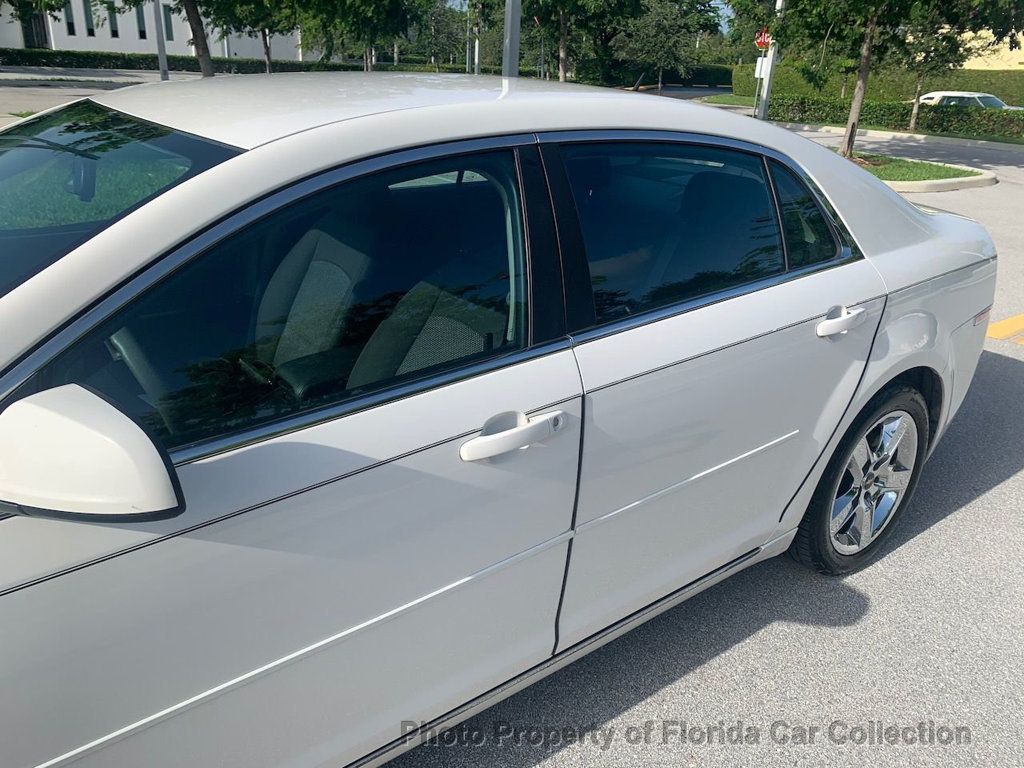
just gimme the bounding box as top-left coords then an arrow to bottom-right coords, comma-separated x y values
774,122 -> 1024,154
880,162 -> 998,193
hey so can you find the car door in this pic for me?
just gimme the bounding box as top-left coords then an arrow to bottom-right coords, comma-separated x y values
0,143 -> 582,768
541,134 -> 887,649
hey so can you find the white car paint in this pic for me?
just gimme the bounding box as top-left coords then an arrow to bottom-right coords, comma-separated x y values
0,73 -> 996,768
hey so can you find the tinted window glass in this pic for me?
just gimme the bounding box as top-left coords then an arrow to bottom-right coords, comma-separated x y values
561,142 -> 784,325
768,160 -> 838,269
0,101 -> 237,299
26,151 -> 527,451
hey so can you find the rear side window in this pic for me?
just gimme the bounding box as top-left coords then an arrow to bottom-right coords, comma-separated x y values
768,160 -> 838,269
22,150 -> 527,452
560,142 -> 784,326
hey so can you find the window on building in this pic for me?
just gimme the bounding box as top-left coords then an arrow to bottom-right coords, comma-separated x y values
63,2 -> 76,35
162,4 -> 174,40
82,0 -> 95,36
560,142 -> 785,325
136,5 -> 146,39
107,3 -> 119,37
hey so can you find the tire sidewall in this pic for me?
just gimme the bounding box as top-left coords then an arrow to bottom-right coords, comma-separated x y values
807,386 -> 930,574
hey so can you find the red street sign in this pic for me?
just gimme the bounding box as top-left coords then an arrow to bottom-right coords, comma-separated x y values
755,27 -> 772,50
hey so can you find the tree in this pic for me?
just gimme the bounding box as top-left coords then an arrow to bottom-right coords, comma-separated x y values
612,0 -> 719,93
204,0 -> 298,73
112,0 -> 215,77
770,0 -> 1022,157
897,6 -> 987,131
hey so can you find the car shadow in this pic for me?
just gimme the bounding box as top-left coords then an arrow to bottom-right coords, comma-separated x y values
391,349 -> 1023,768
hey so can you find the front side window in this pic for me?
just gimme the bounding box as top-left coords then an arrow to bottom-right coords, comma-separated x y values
23,151 -> 528,452
0,101 -> 237,299
977,95 -> 1007,109
560,142 -> 784,325
768,160 -> 838,269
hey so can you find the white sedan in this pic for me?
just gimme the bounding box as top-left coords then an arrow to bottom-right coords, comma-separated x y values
0,74 -> 995,768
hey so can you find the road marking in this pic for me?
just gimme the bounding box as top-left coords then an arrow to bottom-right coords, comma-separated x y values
986,313 -> 1024,342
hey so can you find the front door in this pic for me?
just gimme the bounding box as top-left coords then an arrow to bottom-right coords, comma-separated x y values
0,145 -> 582,767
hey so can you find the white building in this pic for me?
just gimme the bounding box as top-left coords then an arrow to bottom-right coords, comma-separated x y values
0,2 -> 302,63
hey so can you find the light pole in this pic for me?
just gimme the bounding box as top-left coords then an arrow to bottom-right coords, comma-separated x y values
151,0 -> 169,82
754,0 -> 785,120
502,0 -> 521,77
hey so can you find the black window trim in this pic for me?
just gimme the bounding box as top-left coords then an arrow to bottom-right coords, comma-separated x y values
0,134 -> 570,465
535,129 -> 862,342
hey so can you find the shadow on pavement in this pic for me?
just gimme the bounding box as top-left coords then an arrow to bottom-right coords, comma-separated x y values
393,350 -> 1021,768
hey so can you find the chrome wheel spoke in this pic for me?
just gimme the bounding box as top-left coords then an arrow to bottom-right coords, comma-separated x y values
829,408 -> 919,557
830,489 -> 859,535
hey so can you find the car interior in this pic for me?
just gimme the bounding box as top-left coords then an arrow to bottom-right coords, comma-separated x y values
33,157 -> 526,450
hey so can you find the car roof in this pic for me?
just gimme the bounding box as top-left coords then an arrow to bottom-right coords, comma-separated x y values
90,72 -> 659,149
921,91 -> 992,99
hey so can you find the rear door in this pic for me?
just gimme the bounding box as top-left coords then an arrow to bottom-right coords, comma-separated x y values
0,142 -> 581,768
542,134 -> 887,649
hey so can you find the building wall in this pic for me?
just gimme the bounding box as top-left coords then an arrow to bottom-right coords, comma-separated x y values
0,9 -> 26,48
1,1 -> 302,63
48,1 -> 197,56
964,33 -> 1024,70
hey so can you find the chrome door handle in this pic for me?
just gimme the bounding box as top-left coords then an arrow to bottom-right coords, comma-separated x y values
816,306 -> 866,338
460,411 -> 566,462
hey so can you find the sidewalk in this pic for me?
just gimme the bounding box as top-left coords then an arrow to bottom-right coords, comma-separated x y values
0,65 -> 200,86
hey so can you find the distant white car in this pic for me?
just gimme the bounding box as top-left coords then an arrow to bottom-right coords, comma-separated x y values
920,90 -> 1023,110
0,73 -> 997,768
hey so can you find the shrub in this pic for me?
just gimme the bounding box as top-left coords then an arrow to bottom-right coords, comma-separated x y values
765,94 -> 1024,140
732,64 -> 1024,107
576,59 -> 732,88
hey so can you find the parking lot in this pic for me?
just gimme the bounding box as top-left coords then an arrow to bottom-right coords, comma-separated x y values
391,129 -> 1024,768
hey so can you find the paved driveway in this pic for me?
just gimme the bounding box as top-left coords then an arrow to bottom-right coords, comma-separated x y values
393,132 -> 1024,768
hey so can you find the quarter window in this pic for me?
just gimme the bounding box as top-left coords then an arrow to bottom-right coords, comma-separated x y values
560,142 -> 784,326
768,160 -> 838,269
25,151 -> 528,452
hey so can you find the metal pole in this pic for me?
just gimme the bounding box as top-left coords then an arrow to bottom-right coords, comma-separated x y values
151,0 -> 169,81
754,0 -> 784,120
502,0 -> 521,77
465,1 -> 471,74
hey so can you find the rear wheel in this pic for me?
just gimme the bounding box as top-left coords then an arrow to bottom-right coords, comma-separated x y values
790,385 -> 929,574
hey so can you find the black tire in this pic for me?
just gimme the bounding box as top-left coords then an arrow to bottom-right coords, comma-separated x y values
789,384 -> 930,575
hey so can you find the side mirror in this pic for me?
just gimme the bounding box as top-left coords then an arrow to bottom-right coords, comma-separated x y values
0,384 -> 184,522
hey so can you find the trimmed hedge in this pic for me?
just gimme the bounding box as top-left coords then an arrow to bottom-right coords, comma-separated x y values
767,95 -> 1024,140
733,64 -> 1024,107
576,59 -> 732,88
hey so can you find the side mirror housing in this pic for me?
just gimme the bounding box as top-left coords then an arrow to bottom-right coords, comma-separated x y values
0,384 -> 184,522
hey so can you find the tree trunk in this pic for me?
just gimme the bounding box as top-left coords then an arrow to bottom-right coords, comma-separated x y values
318,20 -> 334,66
632,70 -> 645,91
557,9 -> 567,82
657,67 -> 663,95
393,40 -> 399,65
365,46 -> 374,72
839,13 -> 877,158
180,0 -> 214,78
260,29 -> 272,74
909,73 -> 924,131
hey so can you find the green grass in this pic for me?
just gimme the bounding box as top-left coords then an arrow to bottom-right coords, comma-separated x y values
9,111 -> 36,118
851,153 -> 981,182
703,93 -> 755,107
0,157 -> 187,228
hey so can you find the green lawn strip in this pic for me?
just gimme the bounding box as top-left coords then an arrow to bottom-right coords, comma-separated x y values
703,93 -> 755,107
10,110 -> 35,118
851,153 -> 980,182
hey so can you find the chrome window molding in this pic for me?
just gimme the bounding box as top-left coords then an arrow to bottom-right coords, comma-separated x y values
0,132 -> 549,464
170,338 -> 572,465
